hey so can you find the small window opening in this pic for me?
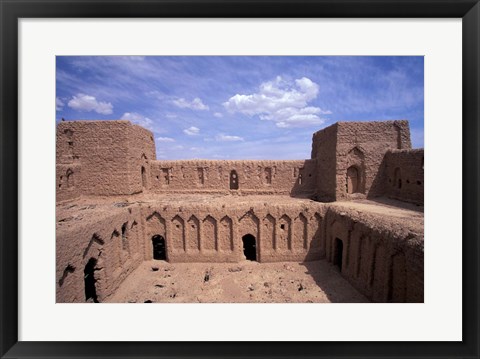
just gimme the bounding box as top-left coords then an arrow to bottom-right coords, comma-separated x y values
121,222 -> 128,251
242,234 -> 257,261
230,170 -> 239,190
280,224 -> 285,230
264,167 -> 272,184
152,235 -> 166,260
141,166 -> 147,188
197,167 -> 204,185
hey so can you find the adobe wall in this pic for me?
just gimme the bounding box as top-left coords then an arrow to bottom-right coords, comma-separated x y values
126,124 -> 157,192
56,121 -> 155,201
311,123 -> 337,201
57,198 -> 424,303
56,204 -> 145,303
335,120 -> 412,200
324,206 -> 423,303
383,149 -> 424,205
148,160 -> 316,196
141,201 -> 325,264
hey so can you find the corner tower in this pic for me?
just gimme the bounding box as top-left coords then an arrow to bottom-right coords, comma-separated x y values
56,120 -> 156,201
311,120 -> 412,201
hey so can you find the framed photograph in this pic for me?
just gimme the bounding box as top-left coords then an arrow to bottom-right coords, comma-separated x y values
1,0 -> 479,358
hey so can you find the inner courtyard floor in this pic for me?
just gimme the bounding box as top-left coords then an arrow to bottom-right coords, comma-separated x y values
105,259 -> 370,303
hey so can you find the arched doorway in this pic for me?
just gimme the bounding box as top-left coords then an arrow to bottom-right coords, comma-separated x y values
230,170 -> 239,190
152,235 -> 166,260
242,234 -> 257,261
333,238 -> 344,271
84,258 -> 99,303
346,166 -> 359,194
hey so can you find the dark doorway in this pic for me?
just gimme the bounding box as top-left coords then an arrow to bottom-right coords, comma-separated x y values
333,238 -> 344,271
84,258 -> 99,303
242,234 -> 257,261
152,235 -> 166,260
346,166 -> 359,194
230,170 -> 239,190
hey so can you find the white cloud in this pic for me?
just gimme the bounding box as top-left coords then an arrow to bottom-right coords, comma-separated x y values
121,112 -> 154,130
68,93 -> 113,115
165,113 -> 177,119
223,76 -> 330,128
173,97 -> 209,111
183,126 -> 200,136
215,134 -> 244,142
156,137 -> 175,142
213,112 -> 223,118
56,97 -> 64,111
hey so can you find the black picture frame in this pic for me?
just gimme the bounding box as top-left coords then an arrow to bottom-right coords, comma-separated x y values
1,1 -> 478,358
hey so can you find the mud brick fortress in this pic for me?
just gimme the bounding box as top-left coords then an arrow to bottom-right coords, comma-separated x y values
56,119 -> 424,303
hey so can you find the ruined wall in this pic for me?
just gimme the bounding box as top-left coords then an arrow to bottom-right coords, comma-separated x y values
383,149 -> 424,205
311,123 -> 337,202
323,207 -> 423,303
148,160 -> 316,196
141,201 -> 325,264
335,120 -> 412,200
56,204 -> 145,303
56,121 -> 156,201
56,200 -> 326,302
57,199 -> 424,303
56,163 -> 82,202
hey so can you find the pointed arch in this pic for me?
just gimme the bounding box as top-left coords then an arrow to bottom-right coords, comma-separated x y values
171,215 -> 186,251
219,216 -> 234,251
278,214 -> 292,250
187,215 -> 200,251
203,215 -> 217,251
263,214 -> 276,251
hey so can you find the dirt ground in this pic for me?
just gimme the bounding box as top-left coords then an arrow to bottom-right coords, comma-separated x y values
105,259 -> 369,303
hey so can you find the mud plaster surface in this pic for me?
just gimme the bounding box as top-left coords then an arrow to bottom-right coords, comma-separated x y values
105,260 -> 369,303
57,194 -> 422,303
57,193 -> 423,236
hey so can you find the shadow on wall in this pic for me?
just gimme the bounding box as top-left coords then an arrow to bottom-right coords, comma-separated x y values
366,154 -> 387,199
299,219 -> 369,302
300,209 -> 374,302
290,160 -> 315,198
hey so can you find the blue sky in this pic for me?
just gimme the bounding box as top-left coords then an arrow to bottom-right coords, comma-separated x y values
56,56 -> 424,160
